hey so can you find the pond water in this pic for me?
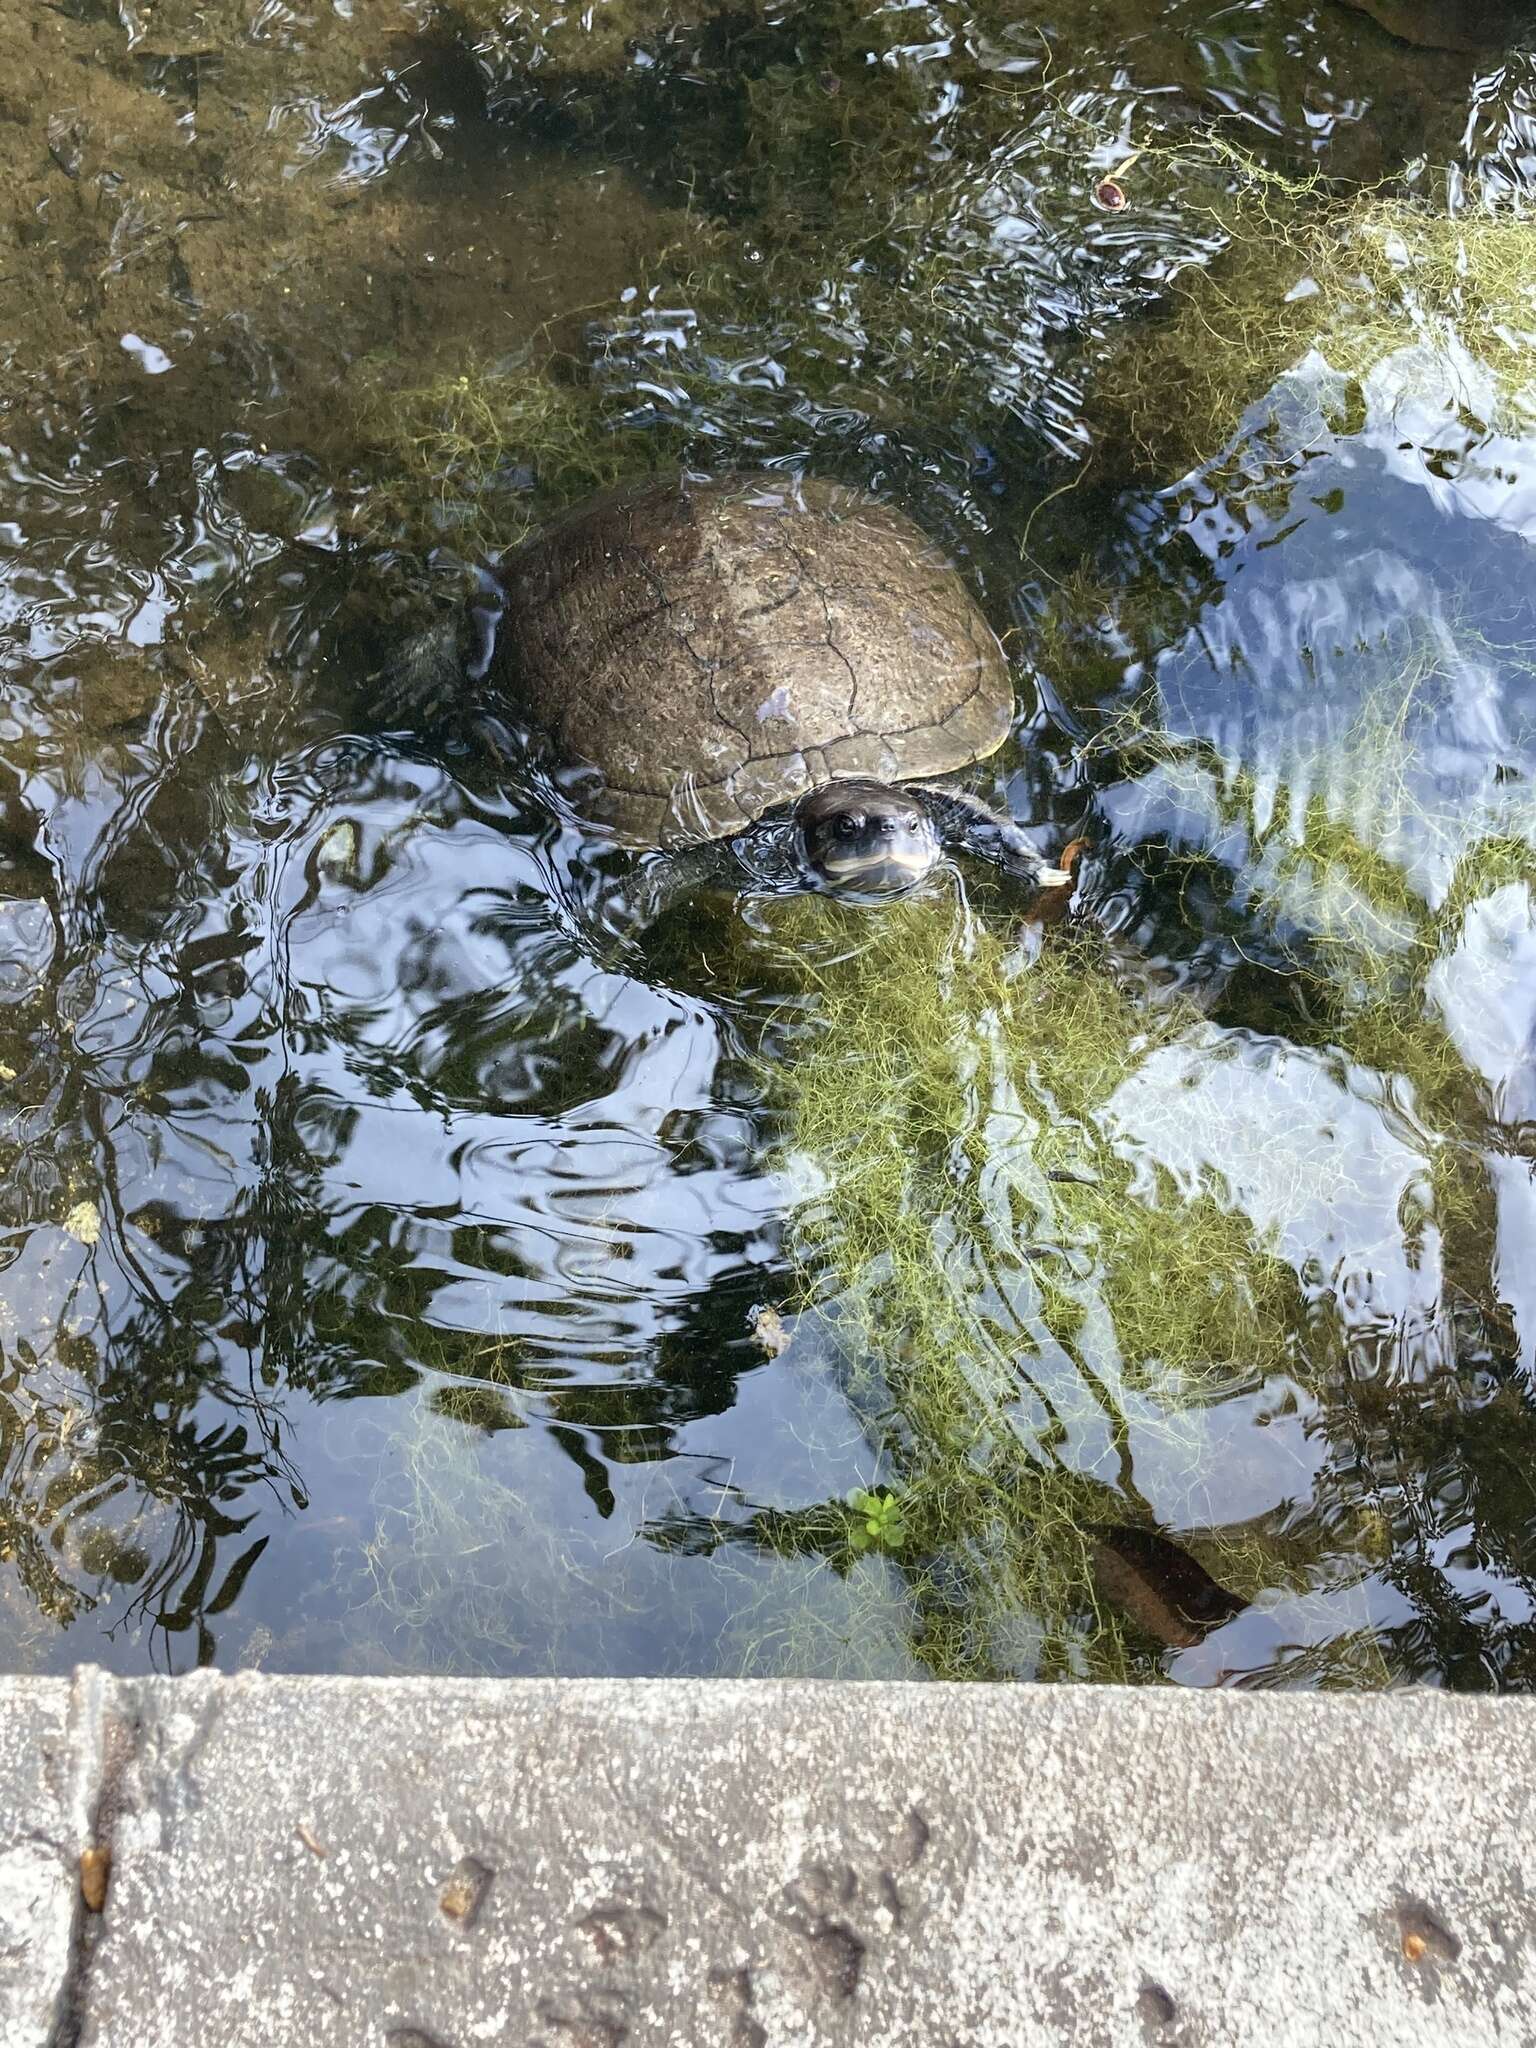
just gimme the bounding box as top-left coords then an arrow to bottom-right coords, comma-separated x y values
4,0 -> 1536,1686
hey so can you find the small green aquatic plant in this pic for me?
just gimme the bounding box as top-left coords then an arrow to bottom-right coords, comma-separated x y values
845,1485 -> 907,1554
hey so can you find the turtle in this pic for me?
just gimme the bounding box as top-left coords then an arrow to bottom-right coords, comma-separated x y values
387,470 -> 1072,916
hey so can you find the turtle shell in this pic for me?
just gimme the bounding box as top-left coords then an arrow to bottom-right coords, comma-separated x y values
487,472 -> 1015,846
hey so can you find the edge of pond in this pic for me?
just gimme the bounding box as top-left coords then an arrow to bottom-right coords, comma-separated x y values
7,1669 -> 1531,2046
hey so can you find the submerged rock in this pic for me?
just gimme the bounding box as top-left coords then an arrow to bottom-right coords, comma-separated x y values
1334,0 -> 1534,50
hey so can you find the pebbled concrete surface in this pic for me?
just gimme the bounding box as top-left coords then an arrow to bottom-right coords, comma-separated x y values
0,1673 -> 1533,2045
0,1678 -> 81,2048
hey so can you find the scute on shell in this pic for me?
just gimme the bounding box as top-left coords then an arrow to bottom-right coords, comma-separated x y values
489,472 -> 1015,846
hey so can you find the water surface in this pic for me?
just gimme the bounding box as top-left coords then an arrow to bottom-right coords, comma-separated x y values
3,0 -> 1536,1686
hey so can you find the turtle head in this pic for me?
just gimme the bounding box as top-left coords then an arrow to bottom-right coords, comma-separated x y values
794,780 -> 941,896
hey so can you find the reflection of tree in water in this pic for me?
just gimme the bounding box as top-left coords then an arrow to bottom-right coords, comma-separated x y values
0,682 -> 775,1669
0,706 -> 313,1665
0,1181 -> 298,1672
1299,1333 -> 1536,1690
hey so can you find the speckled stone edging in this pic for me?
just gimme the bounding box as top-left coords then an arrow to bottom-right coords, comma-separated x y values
3,1673 -> 1532,2046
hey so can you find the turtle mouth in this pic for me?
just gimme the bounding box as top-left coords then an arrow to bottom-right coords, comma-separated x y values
813,842 -> 935,893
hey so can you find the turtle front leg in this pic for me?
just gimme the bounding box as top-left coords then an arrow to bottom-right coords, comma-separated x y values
914,785 -> 1073,894
607,838 -> 747,945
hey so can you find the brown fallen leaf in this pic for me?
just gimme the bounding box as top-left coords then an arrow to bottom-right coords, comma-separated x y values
1036,837 -> 1094,927
295,1821 -> 329,1859
439,1855 -> 493,1924
1090,1523 -> 1247,1650
1402,1933 -> 1428,1961
80,1846 -> 110,1912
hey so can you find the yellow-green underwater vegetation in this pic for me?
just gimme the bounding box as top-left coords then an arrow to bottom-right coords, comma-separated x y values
746,893 -> 1338,1684
332,106 -> 1536,1683
5,0 -> 1536,1687
1089,148 -> 1536,478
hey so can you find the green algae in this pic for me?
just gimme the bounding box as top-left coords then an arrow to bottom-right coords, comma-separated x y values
740,890 -> 1320,1682
717,1549 -> 926,1681
1078,619 -> 1536,1354
1090,145 -> 1536,475
346,1393 -> 543,1673
341,1378 -> 939,1679
356,355 -> 686,558
445,0 -> 723,78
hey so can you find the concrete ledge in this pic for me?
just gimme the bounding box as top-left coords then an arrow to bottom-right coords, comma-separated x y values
2,1673 -> 1531,2045
0,1678 -> 78,2048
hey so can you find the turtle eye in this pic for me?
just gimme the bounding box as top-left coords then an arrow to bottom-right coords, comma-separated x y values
835,812 -> 862,838
905,814 -> 921,833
